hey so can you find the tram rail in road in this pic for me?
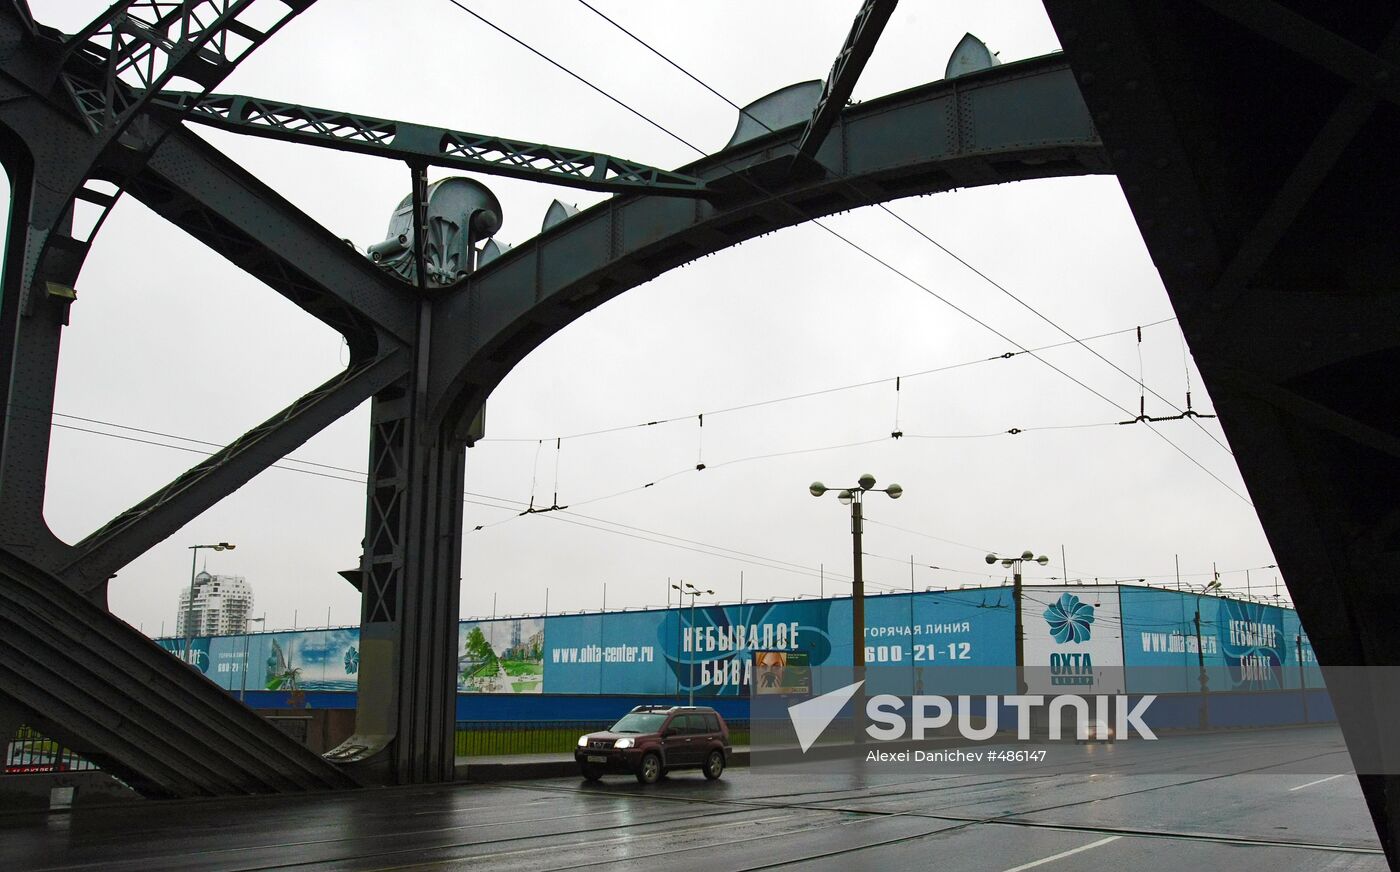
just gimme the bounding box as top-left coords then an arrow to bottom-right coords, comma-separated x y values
0,724 -> 1385,871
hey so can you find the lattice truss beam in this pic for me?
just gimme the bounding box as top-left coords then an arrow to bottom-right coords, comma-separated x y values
796,0 -> 898,159
60,0 -> 311,136
28,1 -> 318,300
362,416 -> 408,625
153,91 -> 711,196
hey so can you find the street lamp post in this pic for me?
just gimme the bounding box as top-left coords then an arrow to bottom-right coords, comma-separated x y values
240,616 -> 265,703
184,542 -> 235,663
1190,578 -> 1221,729
671,581 -> 714,707
984,550 -> 1049,697
811,474 -> 902,742
1296,634 -> 1310,724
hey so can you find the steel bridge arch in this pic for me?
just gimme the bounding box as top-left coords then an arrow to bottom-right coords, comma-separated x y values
430,56 -> 1107,433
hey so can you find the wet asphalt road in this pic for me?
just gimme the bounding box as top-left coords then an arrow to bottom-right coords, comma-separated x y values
0,725 -> 1386,871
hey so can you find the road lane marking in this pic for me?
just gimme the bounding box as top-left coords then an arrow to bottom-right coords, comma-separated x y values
1289,774 -> 1347,791
1000,836 -> 1121,871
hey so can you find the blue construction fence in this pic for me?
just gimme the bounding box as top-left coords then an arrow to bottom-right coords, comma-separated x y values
158,583 -> 1331,730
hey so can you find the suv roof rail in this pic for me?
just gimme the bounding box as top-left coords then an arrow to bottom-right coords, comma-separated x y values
627,704 -> 718,713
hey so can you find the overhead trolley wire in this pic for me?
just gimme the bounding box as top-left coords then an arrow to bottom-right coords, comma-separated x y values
877,206 -> 1232,455
32,407 -> 939,592
481,319 -> 1174,443
473,490 -> 940,594
444,1 -> 1251,506
571,0 -> 1234,462
31,401 -> 1142,550
37,406 -> 1278,603
45,410 -> 360,476
481,421 -> 1133,523
443,0 -> 710,157
41,419 -> 370,486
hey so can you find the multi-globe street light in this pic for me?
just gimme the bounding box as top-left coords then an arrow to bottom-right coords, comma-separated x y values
671,581 -> 714,706
810,474 -> 902,741
184,542 -> 235,663
985,550 -> 1048,696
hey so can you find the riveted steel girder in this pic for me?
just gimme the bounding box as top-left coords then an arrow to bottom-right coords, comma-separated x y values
124,124 -> 419,350
427,55 -> 1106,430
0,545 -> 357,796
58,350 -> 411,592
153,91 -> 712,197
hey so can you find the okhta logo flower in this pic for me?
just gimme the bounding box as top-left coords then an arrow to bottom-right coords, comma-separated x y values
1044,593 -> 1095,644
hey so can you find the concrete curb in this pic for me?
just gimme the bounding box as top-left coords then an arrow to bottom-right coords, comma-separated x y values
0,771 -> 140,813
459,749 -> 751,782
454,723 -> 1339,781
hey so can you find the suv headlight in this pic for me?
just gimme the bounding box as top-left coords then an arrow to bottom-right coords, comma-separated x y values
614,738 -> 634,749
577,735 -> 590,747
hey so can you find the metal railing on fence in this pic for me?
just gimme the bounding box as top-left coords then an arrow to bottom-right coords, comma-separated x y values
4,726 -> 98,774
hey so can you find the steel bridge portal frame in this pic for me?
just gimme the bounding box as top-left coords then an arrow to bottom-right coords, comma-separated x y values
0,0 -> 1109,793
2,3 -> 1399,863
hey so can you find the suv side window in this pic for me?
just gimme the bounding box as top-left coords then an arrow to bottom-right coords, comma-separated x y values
704,714 -> 721,733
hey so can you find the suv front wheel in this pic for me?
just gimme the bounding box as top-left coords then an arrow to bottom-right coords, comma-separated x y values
703,749 -> 725,780
635,751 -> 663,785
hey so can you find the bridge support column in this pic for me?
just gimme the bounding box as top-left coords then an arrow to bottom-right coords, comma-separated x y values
328,365 -> 467,784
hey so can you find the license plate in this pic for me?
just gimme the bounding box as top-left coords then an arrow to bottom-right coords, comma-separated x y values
587,755 -> 607,763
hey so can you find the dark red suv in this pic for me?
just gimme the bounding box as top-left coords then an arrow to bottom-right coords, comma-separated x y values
575,705 -> 731,784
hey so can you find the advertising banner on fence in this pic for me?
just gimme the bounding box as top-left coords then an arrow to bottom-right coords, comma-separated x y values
458,617 -> 544,693
161,629 -> 359,692
158,585 -> 1317,700
157,636 -> 210,673
753,650 -> 811,695
543,601 -> 832,697
542,591 -> 1014,697
1121,586 -> 1321,693
1021,585 -> 1125,694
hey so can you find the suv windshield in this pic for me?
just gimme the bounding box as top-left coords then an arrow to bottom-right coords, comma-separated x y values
608,713 -> 667,733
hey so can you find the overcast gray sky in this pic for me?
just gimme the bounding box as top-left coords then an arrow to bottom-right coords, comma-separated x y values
20,0 -> 1282,636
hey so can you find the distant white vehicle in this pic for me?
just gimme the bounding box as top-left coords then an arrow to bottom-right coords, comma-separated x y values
1078,719 -> 1116,743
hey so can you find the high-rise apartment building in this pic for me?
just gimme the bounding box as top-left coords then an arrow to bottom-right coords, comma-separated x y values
176,572 -> 254,636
